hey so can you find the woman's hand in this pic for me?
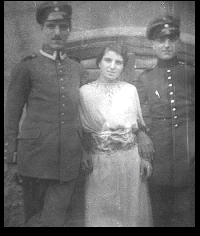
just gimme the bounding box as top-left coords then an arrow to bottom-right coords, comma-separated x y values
81,148 -> 93,172
140,159 -> 153,181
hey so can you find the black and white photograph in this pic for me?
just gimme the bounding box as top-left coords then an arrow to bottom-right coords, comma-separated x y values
4,1 -> 195,227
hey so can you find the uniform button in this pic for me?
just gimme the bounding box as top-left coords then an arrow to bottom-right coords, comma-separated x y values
4,156 -> 7,160
168,76 -> 172,79
169,92 -> 173,95
58,62 -> 61,66
59,70 -> 63,73
5,142 -> 8,146
167,69 -> 171,73
4,149 -> 7,153
60,78 -> 64,81
61,113 -> 65,116
174,116 -> 177,119
62,95 -> 65,98
61,121 -> 65,124
174,124 -> 178,127
61,86 -> 65,89
168,83 -> 172,87
172,108 -> 176,111
62,104 -> 66,107
171,100 -> 175,103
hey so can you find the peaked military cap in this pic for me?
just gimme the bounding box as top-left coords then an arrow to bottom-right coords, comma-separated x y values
36,1 -> 72,25
146,14 -> 180,40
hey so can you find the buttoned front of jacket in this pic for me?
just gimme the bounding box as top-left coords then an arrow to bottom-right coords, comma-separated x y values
135,58 -> 195,186
4,49 -> 88,181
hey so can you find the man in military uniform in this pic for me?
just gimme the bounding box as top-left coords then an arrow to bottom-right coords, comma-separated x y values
4,1 -> 88,227
134,15 -> 195,227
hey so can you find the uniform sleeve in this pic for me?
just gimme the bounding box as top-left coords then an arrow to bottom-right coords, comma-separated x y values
134,73 -> 152,125
133,73 -> 148,106
4,61 -> 31,163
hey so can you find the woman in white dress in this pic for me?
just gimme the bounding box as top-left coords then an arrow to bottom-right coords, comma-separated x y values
79,43 -> 153,227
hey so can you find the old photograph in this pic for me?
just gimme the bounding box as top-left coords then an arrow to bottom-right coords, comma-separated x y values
4,1 -> 195,227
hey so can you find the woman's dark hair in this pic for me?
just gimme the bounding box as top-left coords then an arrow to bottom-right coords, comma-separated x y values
96,42 -> 128,69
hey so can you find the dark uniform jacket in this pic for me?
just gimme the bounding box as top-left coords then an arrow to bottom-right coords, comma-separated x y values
4,47 -> 88,182
134,57 -> 195,187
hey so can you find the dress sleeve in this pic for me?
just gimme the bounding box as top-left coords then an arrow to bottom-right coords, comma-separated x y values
79,85 -> 105,132
78,87 -> 94,151
134,86 -> 146,127
79,87 -> 90,130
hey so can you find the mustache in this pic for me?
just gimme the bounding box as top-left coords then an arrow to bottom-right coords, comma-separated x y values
162,49 -> 172,52
51,37 -> 62,40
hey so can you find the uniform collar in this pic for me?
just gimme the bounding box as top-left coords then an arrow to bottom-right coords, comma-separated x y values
157,57 -> 179,68
40,44 -> 66,61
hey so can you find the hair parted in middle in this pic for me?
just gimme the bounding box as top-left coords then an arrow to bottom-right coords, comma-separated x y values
96,42 -> 129,69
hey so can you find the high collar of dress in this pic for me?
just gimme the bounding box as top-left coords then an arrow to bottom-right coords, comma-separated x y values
40,44 -> 66,61
157,57 -> 179,68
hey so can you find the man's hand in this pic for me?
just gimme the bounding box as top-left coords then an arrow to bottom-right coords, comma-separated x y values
140,159 -> 153,181
5,163 -> 23,185
81,148 -> 93,172
137,131 -> 155,160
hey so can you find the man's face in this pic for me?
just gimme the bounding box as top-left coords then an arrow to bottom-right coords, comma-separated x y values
152,35 -> 180,60
41,20 -> 71,50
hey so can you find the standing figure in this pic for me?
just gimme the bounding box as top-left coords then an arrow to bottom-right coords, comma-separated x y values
135,15 -> 195,227
79,43 -> 154,227
4,1 -> 88,227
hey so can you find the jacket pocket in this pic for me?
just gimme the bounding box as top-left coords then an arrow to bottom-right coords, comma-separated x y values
17,130 -> 41,139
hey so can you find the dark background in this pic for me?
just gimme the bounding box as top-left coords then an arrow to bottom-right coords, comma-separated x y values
4,1 -> 195,227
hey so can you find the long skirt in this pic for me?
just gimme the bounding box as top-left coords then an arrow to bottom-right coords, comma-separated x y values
84,146 -> 153,227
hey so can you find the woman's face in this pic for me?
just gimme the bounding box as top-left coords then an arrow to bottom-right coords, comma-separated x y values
99,49 -> 124,82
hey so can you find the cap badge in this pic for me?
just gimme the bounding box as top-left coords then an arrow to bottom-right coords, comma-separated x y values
164,24 -> 169,28
54,7 -> 59,11
161,28 -> 171,34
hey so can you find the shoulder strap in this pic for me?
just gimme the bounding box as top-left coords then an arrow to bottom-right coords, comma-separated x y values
22,53 -> 37,62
